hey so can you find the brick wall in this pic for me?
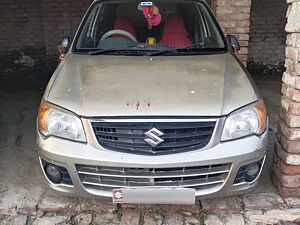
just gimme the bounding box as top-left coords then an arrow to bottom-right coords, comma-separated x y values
0,0 -> 92,88
40,0 -> 93,68
248,0 -> 287,75
0,0 -> 46,85
213,0 -> 251,66
0,0 -> 251,88
274,0 -> 300,198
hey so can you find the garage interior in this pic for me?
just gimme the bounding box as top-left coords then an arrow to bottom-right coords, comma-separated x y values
1,0 -> 300,216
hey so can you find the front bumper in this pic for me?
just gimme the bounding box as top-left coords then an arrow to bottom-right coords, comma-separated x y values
37,127 -> 268,200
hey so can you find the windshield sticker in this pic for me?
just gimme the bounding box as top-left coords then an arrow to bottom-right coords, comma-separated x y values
141,2 -> 153,6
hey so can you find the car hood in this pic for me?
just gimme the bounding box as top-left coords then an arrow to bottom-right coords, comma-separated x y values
46,53 -> 258,117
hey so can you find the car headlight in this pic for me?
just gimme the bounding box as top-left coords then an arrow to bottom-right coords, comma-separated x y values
37,101 -> 86,142
221,100 -> 267,141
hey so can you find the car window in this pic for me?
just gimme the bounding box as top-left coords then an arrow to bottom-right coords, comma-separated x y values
74,0 -> 227,55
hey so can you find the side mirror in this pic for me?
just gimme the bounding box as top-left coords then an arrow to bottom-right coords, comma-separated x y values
57,36 -> 70,64
226,35 -> 240,54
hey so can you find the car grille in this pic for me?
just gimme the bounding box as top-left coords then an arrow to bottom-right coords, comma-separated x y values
76,164 -> 231,193
91,120 -> 216,155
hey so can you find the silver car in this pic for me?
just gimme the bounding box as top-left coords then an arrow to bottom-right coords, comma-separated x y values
37,0 -> 268,204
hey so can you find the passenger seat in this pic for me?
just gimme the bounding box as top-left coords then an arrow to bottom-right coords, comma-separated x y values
160,14 -> 192,48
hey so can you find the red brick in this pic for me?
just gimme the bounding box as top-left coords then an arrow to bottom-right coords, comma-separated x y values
201,197 -> 242,212
273,174 -> 300,198
216,16 -> 224,22
237,20 -> 250,27
231,13 -> 250,21
0,208 -> 15,216
278,132 -> 300,153
221,21 -> 237,29
239,41 -> 249,47
17,207 -> 37,215
234,0 -> 251,7
279,121 -> 300,142
274,164 -> 300,188
283,72 -> 300,89
238,54 -> 248,61
122,204 -> 156,210
274,151 -> 300,175
38,196 -> 78,213
281,95 -> 300,116
286,47 -> 300,60
80,202 -> 117,213
239,47 -> 249,55
280,108 -> 300,128
275,141 -> 300,166
164,213 -> 184,225
284,197 -> 300,206
120,210 -> 140,225
216,7 -> 234,14
237,27 -> 250,33
143,212 -> 163,225
242,193 -> 284,210
237,33 -> 250,41
39,204 -> 77,213
282,83 -> 300,102
159,204 -> 200,213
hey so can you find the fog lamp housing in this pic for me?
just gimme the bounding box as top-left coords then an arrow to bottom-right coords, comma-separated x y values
40,159 -> 73,185
245,164 -> 260,182
234,157 -> 265,185
45,164 -> 62,184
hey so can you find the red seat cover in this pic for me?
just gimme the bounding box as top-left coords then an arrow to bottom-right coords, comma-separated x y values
113,18 -> 136,39
160,14 -> 192,48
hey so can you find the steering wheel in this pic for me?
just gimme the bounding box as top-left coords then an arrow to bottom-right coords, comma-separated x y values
100,29 -> 137,42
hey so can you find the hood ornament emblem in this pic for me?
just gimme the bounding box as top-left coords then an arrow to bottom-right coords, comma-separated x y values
144,127 -> 164,147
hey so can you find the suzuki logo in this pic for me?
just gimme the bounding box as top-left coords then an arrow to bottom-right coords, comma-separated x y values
114,191 -> 123,199
112,189 -> 124,203
144,127 -> 164,147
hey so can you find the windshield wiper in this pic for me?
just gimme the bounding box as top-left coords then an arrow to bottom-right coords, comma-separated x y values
88,48 -> 130,55
88,43 -> 220,56
146,48 -> 177,56
177,42 -> 205,49
147,43 -> 206,56
88,47 -> 164,55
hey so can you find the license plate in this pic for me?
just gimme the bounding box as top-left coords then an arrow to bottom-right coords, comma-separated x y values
112,188 -> 195,204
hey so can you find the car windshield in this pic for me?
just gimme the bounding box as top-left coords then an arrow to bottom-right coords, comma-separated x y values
74,0 -> 227,55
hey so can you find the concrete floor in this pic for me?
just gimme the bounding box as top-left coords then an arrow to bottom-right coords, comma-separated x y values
252,74 -> 281,194
0,74 -> 282,208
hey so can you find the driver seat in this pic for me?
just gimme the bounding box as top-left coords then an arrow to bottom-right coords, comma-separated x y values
160,14 -> 192,48
113,18 -> 136,39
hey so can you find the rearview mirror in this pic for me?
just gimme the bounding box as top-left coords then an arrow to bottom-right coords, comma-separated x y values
57,36 -> 70,64
226,35 -> 240,54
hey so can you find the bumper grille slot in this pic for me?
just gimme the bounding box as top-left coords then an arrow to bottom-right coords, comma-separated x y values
76,164 -> 230,193
91,120 -> 216,154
